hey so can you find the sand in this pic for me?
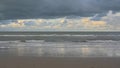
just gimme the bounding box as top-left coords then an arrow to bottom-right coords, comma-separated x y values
0,57 -> 120,68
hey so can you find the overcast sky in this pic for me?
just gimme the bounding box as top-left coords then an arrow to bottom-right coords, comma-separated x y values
0,0 -> 120,31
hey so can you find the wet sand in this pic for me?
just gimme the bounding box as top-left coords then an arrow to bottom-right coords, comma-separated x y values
0,57 -> 120,68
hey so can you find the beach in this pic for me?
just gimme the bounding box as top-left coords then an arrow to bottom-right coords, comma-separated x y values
0,41 -> 120,68
0,57 -> 120,68
0,32 -> 120,68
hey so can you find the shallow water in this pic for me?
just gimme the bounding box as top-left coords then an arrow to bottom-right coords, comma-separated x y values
0,41 -> 120,57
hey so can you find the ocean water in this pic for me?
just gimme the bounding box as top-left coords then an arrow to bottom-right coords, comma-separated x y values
0,32 -> 120,57
0,32 -> 120,41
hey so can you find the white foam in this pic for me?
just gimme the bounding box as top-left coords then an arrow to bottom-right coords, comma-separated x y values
26,40 -> 45,43
87,40 -> 120,43
0,34 -> 95,37
0,41 -> 20,43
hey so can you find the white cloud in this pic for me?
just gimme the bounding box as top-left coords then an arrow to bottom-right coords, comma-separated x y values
101,10 -> 120,30
0,22 -> 25,28
81,18 -> 106,29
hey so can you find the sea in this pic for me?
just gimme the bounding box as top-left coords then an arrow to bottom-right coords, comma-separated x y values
0,31 -> 120,57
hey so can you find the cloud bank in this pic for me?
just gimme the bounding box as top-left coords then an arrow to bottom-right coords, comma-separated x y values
0,11 -> 120,31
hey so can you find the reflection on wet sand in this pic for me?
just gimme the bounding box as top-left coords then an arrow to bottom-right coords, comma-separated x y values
0,42 -> 120,57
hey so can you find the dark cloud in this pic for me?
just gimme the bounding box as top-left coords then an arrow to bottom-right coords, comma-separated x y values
0,0 -> 120,20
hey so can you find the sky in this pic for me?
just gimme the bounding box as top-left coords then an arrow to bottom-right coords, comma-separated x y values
0,0 -> 120,31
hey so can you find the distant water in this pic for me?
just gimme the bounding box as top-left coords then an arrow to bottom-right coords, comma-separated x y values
0,32 -> 120,57
0,32 -> 120,41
